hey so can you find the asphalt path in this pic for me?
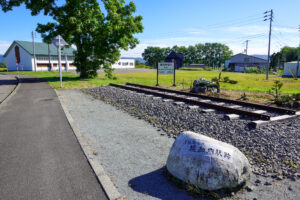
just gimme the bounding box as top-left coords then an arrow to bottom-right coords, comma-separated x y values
0,77 -> 108,200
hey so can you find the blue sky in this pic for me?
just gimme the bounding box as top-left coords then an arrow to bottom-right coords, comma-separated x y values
0,0 -> 299,57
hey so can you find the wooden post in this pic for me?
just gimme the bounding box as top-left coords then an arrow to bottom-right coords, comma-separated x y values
173,59 -> 176,86
156,62 -> 159,86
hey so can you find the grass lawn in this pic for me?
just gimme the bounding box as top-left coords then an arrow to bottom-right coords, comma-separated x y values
3,70 -> 300,95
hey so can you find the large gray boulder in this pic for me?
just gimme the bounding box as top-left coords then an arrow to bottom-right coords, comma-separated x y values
192,78 -> 217,93
166,131 -> 251,190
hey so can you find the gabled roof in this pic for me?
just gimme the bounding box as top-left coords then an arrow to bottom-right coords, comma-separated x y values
231,53 -> 267,62
4,40 -> 75,57
166,51 -> 184,60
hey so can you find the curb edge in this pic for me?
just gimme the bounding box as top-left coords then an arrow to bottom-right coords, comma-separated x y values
0,76 -> 21,109
54,89 -> 123,200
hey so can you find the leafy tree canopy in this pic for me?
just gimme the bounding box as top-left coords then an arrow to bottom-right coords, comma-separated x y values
0,0 -> 143,78
142,43 -> 233,68
280,46 -> 299,63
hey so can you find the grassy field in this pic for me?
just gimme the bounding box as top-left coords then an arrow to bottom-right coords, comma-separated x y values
3,70 -> 300,94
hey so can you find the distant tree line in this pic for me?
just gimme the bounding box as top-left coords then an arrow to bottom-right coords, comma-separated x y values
271,46 -> 299,70
0,61 -> 6,68
142,43 -> 233,68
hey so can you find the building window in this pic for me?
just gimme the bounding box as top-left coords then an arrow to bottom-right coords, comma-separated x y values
122,62 -> 129,66
130,63 -> 134,66
15,46 -> 21,64
68,56 -> 75,61
37,56 -> 50,61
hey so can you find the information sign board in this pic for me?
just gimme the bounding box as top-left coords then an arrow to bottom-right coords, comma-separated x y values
158,62 -> 174,75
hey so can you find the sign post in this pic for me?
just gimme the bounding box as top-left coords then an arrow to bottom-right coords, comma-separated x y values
52,35 -> 68,88
172,59 -> 176,86
156,62 -> 159,86
157,62 -> 175,86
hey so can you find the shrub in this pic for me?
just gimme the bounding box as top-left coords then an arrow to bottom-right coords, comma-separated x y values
275,95 -> 293,106
180,68 -> 204,71
228,80 -> 238,84
292,93 -> 300,101
223,76 -> 230,82
196,81 -> 209,87
245,67 -> 266,74
0,62 -> 6,68
207,83 -> 218,89
211,77 -> 218,82
135,64 -> 151,69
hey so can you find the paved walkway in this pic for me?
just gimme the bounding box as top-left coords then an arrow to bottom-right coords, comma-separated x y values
0,74 -> 17,102
0,77 -> 108,200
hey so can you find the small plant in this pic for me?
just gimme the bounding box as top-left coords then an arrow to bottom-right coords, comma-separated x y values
211,72 -> 222,93
238,93 -> 248,101
269,80 -> 283,101
287,67 -> 298,80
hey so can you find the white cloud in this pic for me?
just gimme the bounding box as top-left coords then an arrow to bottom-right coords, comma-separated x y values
0,41 -> 11,54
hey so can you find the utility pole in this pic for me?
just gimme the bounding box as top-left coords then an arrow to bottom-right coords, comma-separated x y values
32,31 -> 37,72
264,9 -> 273,80
48,43 -> 51,71
57,36 -> 62,88
243,40 -> 249,73
245,40 -> 249,55
297,25 -> 300,78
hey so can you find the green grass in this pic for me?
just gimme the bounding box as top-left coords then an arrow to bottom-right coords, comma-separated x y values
3,70 -> 300,94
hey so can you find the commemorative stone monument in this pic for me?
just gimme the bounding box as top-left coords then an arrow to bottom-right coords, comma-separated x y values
166,131 -> 251,190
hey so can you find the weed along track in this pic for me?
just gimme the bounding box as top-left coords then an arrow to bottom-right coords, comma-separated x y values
109,83 -> 298,127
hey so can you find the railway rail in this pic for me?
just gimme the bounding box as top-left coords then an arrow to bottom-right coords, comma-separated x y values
109,83 -> 299,128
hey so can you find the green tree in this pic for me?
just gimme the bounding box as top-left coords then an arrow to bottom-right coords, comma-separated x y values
1,0 -> 143,78
280,46 -> 299,63
142,43 -> 232,68
142,47 -> 168,68
0,61 -> 6,68
270,52 -> 282,71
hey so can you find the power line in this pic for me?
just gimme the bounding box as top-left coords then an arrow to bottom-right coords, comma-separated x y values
207,12 -> 264,27
207,17 -> 263,29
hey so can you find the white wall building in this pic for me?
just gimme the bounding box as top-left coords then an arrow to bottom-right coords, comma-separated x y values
4,40 -> 76,72
111,58 -> 135,69
4,40 -> 135,71
283,61 -> 300,77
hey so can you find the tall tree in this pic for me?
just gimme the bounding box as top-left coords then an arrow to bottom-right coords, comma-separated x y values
142,43 -> 233,68
0,0 -> 143,78
280,46 -> 299,63
142,47 -> 168,68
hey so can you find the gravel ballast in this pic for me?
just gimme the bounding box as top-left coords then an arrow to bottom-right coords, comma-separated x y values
58,89 -> 300,200
86,86 -> 300,180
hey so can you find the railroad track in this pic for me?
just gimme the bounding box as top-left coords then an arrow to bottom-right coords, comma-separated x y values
109,83 -> 299,128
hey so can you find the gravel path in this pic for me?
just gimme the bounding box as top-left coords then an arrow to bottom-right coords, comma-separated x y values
86,86 -> 300,180
58,89 -> 197,200
58,89 -> 299,200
